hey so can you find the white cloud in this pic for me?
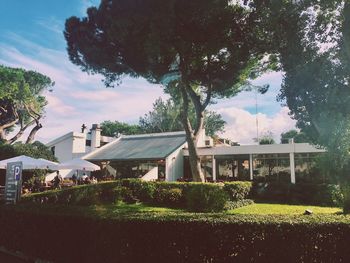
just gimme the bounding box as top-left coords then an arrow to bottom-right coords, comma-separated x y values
0,33 -> 167,143
217,106 -> 296,144
1,33 -> 292,145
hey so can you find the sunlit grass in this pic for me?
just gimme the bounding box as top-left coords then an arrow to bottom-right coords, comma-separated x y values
227,203 -> 342,215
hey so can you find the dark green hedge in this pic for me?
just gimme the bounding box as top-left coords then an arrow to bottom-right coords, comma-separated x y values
0,207 -> 350,263
252,182 -> 343,207
23,180 -> 253,212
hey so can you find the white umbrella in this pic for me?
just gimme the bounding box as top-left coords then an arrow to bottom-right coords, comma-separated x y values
0,155 -> 57,170
57,158 -> 100,171
38,158 -> 59,170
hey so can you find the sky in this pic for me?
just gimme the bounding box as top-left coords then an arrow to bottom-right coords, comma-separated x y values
0,0 -> 297,145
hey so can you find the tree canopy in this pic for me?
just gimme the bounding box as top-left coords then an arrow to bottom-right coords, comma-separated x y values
255,131 -> 275,145
139,97 -> 226,136
100,120 -> 142,137
0,65 -> 54,144
65,0 -> 270,181
101,97 -> 226,137
280,129 -> 310,144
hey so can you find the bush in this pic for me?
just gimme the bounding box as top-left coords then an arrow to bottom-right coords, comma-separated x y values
224,199 -> 254,210
252,182 -> 343,206
186,183 -> 229,212
121,187 -> 139,204
22,181 -> 123,205
223,182 -> 252,201
154,188 -> 183,208
120,179 -> 156,203
2,207 -> 350,263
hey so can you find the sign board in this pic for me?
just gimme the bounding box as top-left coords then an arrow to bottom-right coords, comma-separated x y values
5,162 -> 22,205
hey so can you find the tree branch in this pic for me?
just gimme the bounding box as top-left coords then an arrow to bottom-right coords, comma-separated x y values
8,119 -> 36,144
25,120 -> 42,144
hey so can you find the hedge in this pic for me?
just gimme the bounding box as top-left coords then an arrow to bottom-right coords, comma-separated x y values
252,182 -> 343,207
223,181 -> 252,201
22,180 -> 253,212
1,206 -> 350,262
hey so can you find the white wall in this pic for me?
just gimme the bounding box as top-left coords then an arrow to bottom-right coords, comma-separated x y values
52,135 -> 74,163
141,167 -> 158,181
165,144 -> 185,181
72,133 -> 87,157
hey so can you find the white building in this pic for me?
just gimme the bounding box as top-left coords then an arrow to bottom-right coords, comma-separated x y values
82,130 -> 325,184
46,126 -> 325,184
46,124 -> 115,163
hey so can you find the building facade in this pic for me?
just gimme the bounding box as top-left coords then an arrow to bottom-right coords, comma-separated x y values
46,127 -> 325,184
46,124 -> 114,163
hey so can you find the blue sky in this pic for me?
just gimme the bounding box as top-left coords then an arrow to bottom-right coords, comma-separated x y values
0,0 -> 296,144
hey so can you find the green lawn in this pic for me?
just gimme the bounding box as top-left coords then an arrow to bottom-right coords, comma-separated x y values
227,203 -> 342,215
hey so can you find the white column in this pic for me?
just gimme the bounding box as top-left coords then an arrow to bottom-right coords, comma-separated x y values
290,152 -> 296,184
249,154 -> 253,180
212,156 -> 216,181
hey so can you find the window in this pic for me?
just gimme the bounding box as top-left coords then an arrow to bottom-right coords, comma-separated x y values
85,140 -> 91,146
51,146 -> 55,156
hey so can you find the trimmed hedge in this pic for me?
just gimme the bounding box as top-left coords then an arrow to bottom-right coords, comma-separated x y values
224,199 -> 255,210
186,183 -> 229,212
23,180 -> 253,212
252,182 -> 343,207
1,206 -> 350,263
223,181 -> 252,201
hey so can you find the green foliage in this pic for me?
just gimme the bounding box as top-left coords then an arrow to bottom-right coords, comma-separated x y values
186,183 -> 229,212
100,120 -> 142,137
280,129 -> 310,144
121,179 -> 156,203
64,0 -> 272,181
255,131 -> 275,145
24,182 -> 122,205
139,97 -> 226,136
2,205 -> 350,262
224,199 -> 254,210
153,188 -> 183,208
341,185 -> 350,214
223,182 -> 252,201
0,65 -> 54,142
252,182 -> 343,207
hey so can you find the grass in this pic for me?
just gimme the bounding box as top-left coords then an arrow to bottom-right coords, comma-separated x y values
6,201 -> 184,220
227,203 -> 342,215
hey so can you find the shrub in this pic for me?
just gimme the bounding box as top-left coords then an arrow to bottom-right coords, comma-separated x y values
120,179 -> 156,202
121,187 -> 139,204
186,183 -> 229,212
2,207 -> 350,263
153,188 -> 183,208
252,182 -> 343,206
223,182 -> 252,201
224,199 -> 254,210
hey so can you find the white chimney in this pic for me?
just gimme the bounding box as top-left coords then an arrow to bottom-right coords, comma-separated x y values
91,124 -> 101,149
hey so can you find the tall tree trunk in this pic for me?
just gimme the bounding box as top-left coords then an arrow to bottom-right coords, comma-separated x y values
180,83 -> 206,182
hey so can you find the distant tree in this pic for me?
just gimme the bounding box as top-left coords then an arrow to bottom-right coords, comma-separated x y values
64,0 -> 270,181
280,130 -> 310,144
0,65 -> 54,144
100,120 -> 141,137
139,97 -> 226,136
255,131 -> 275,145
